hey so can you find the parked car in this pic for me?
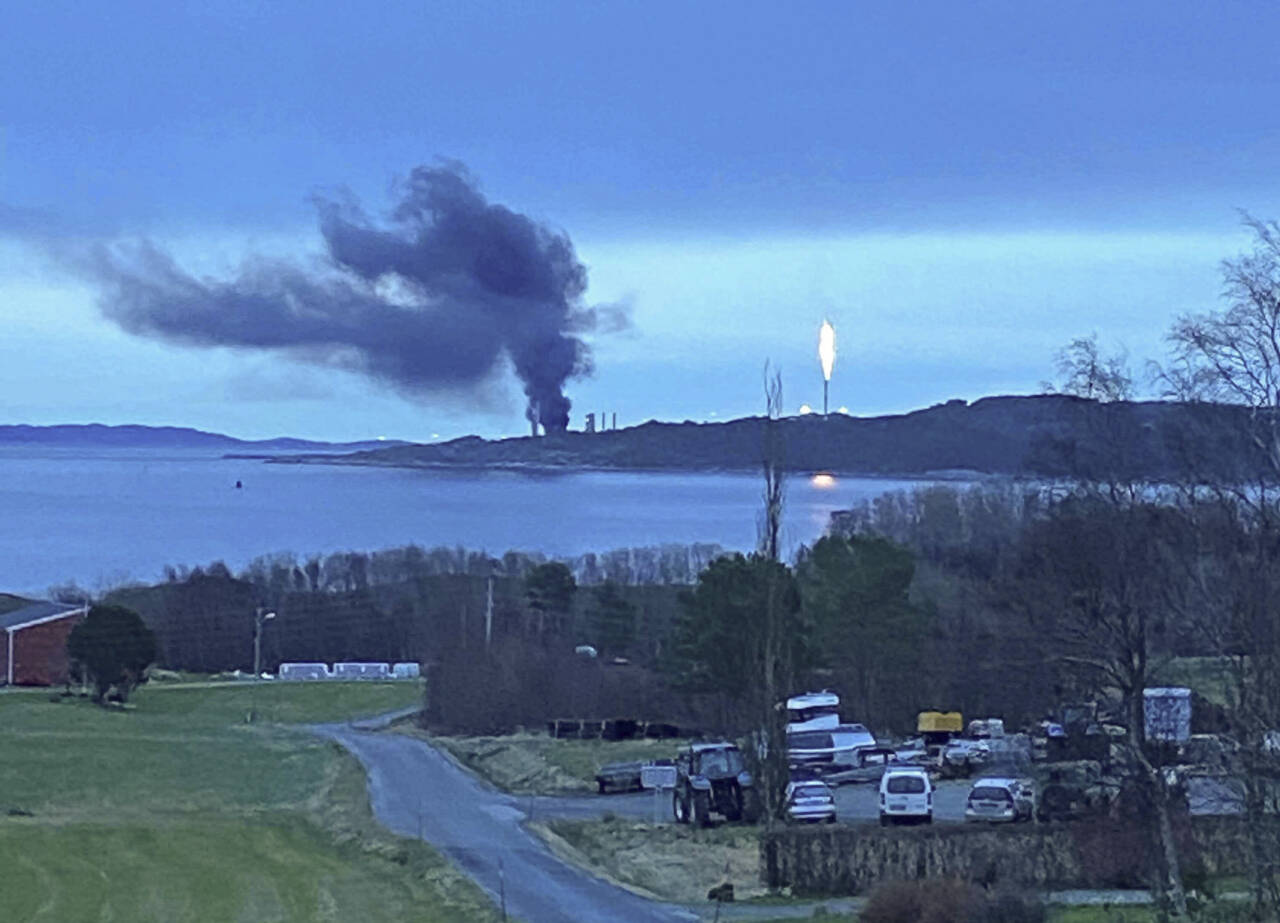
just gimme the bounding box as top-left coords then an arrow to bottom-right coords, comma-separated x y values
879,767 -> 933,825
964,777 -> 1034,823
785,779 -> 837,824
940,739 -> 991,778
672,741 -> 760,826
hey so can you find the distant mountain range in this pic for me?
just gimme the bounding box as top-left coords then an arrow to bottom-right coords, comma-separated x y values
0,423 -> 406,453
269,394 -> 1266,481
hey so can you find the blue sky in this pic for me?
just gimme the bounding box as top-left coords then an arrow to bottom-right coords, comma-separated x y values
2,1 -> 1278,441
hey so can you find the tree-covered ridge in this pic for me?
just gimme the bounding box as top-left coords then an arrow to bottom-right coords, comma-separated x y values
282,395 -> 1280,481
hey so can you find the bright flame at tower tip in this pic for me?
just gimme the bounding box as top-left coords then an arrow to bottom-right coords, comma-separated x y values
818,320 -> 836,415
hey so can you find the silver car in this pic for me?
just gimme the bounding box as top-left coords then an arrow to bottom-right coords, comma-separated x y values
964,777 -> 1034,823
785,780 -> 837,824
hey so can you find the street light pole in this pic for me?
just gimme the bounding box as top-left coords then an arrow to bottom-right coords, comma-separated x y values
253,607 -> 276,679
249,607 -> 276,723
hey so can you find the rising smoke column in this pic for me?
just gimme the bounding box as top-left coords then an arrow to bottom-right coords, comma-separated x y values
85,162 -> 619,432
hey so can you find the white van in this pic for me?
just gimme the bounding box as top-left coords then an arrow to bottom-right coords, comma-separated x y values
879,767 -> 933,826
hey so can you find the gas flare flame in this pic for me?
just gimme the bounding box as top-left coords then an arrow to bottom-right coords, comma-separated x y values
818,320 -> 836,382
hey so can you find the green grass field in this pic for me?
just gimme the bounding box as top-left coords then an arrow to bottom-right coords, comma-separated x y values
539,816 -> 762,904
0,682 -> 501,923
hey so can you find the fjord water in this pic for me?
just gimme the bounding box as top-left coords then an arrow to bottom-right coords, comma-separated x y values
0,446 -> 934,597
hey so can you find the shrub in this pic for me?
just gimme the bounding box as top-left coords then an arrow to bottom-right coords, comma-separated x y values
861,879 -> 1046,923
979,889 -> 1046,923
861,878 -> 980,923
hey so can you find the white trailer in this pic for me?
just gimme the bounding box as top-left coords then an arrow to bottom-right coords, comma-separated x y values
278,662 -> 332,681
333,661 -> 391,680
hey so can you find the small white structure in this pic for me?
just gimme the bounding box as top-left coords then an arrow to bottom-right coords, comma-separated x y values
1144,687 -> 1192,743
391,662 -> 421,679
333,661 -> 391,680
278,662 -> 331,681
640,764 -> 678,790
785,691 -> 841,734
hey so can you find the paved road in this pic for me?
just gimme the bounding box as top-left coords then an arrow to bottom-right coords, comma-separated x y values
316,724 -> 695,923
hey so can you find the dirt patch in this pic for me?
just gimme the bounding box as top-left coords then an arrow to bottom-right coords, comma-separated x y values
399,728 -> 685,794
536,816 -> 764,904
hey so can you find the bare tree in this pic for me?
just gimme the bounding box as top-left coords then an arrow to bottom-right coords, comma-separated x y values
1044,333 -> 1134,402
1006,497 -> 1190,918
1161,214 -> 1280,917
756,364 -> 793,823
759,364 -> 785,562
1030,330 -> 1195,916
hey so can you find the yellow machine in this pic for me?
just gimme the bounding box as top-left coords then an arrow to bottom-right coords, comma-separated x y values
917,711 -> 963,735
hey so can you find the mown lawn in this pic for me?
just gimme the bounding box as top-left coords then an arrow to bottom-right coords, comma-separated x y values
0,682 -> 500,923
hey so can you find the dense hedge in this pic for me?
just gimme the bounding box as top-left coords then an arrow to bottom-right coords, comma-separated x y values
760,817 -> 1252,897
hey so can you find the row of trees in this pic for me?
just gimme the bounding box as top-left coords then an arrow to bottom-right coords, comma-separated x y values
665,534 -> 924,731
160,541 -> 728,598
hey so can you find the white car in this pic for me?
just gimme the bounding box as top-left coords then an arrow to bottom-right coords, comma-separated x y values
964,777 -> 1035,824
879,767 -> 933,825
785,780 -> 837,824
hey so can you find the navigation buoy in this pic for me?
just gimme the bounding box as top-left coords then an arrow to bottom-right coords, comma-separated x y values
235,480 -> 243,489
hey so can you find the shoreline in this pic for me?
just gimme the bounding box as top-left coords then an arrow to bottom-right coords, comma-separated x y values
241,452 -> 1002,483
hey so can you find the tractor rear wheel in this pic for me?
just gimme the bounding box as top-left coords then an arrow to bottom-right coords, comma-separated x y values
692,791 -> 712,827
673,788 -> 691,824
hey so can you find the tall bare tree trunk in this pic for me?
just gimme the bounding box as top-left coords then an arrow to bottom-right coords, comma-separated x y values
756,365 -> 792,825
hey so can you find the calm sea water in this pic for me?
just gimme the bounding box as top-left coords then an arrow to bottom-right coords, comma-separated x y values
0,445 -> 938,596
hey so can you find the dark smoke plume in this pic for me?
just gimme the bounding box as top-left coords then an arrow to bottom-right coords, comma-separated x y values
85,162 -> 622,432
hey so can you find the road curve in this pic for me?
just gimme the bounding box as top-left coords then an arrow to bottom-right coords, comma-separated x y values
314,724 -> 694,923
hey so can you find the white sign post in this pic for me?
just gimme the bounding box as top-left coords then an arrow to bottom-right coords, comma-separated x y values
641,764 -> 678,823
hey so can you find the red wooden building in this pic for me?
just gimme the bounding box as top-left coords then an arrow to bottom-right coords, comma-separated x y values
1,600 -> 88,686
